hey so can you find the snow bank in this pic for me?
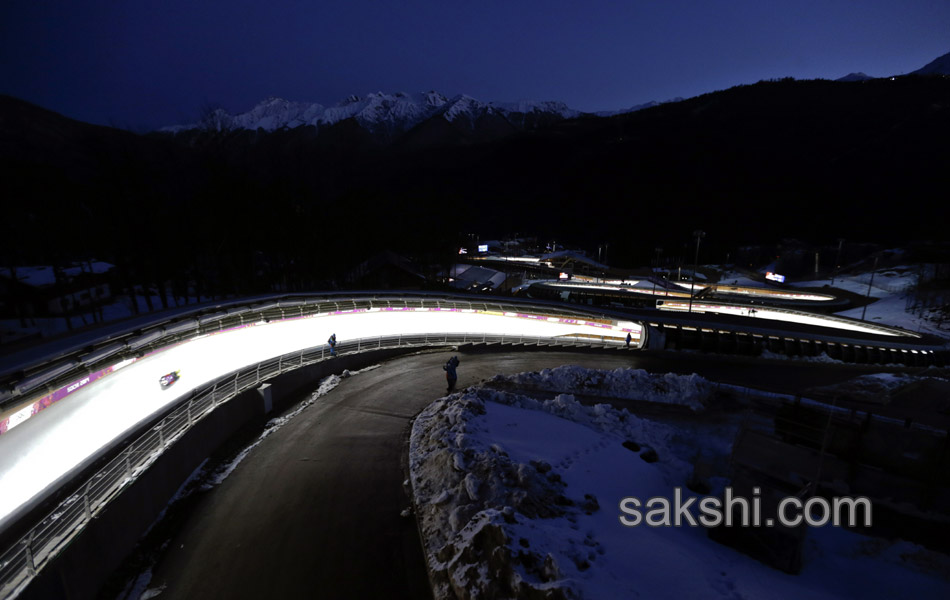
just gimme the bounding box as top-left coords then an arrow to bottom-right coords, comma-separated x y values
409,368 -> 950,599
486,365 -> 713,412
409,368 -> 727,599
760,349 -> 846,364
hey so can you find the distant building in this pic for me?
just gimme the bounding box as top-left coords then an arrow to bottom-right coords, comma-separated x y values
444,264 -> 507,292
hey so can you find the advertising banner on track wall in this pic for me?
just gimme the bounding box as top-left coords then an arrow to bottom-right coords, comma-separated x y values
0,362 -> 126,437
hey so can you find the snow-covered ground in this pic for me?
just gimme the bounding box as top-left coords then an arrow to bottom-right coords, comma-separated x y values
707,266 -> 948,340
409,367 -> 950,599
791,268 -> 946,339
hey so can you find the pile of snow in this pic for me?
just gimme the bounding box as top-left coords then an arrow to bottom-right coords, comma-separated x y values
409,369 -> 733,600
486,365 -> 713,411
409,368 -> 949,599
760,350 -> 846,364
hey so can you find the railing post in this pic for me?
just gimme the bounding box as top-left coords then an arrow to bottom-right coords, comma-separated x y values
279,354 -> 283,371
124,450 -> 132,479
256,363 -> 261,383
83,481 -> 92,521
212,382 -> 218,407
157,425 -> 164,449
358,339 -> 361,351
187,401 -> 193,427
24,532 -> 35,576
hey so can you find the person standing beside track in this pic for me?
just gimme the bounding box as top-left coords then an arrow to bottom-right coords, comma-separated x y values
328,333 -> 337,356
443,355 -> 460,392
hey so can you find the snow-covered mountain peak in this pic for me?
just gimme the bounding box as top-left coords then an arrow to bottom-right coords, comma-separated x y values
438,94 -> 494,121
422,90 -> 448,106
318,91 -> 446,131
491,99 -> 579,119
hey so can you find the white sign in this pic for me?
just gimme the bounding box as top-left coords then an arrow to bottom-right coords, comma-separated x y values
765,271 -> 786,283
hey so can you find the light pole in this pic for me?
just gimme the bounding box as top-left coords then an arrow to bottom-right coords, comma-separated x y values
652,247 -> 662,296
831,238 -> 844,285
688,230 -> 705,314
861,255 -> 879,321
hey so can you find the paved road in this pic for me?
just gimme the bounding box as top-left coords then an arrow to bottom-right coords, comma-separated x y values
140,349 -> 911,599
143,350 -> 648,599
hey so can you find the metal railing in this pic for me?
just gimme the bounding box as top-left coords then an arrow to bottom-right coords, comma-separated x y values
2,293 -> 631,411
0,330 -> 628,599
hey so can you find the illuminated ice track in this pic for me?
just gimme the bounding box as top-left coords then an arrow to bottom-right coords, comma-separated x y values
0,306 -> 641,529
654,300 -> 915,337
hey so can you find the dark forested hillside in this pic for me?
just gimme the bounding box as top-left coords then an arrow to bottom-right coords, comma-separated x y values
1,75 -> 948,293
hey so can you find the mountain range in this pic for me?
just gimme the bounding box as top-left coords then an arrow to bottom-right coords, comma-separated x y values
837,49 -> 950,82
163,50 -> 950,144
1,50 -> 949,293
161,90 -> 691,144
164,92 -> 587,138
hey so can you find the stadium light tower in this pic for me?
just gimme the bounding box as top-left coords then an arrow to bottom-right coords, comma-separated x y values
688,230 -> 705,314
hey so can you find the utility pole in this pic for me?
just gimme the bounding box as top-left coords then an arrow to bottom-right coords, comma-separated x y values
861,256 -> 879,321
688,230 -> 705,314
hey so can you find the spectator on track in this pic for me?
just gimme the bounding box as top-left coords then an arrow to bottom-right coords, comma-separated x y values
625,332 -> 632,348
328,333 -> 337,356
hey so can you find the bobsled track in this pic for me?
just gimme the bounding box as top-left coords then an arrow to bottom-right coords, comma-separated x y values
0,290 -> 946,599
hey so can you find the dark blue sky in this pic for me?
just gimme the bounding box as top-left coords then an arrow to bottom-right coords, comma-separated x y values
2,0 -> 948,131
